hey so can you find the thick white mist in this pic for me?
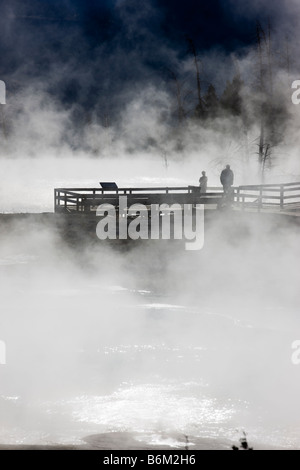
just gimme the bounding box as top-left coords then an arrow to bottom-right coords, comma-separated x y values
1,153 -> 299,214
0,182 -> 299,449
0,0 -> 300,449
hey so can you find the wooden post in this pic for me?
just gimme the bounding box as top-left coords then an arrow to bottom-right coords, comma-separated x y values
258,187 -> 263,212
236,188 -> 240,206
280,185 -> 284,210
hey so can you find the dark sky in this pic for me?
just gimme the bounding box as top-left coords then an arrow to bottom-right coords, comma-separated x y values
0,0 -> 296,116
0,0 -> 271,71
65,0 -> 256,50
8,0 -> 257,51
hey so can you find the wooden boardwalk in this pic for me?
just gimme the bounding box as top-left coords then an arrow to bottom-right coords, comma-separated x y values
54,182 -> 300,215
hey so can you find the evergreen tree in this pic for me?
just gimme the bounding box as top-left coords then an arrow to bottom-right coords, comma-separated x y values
203,84 -> 219,117
220,75 -> 243,116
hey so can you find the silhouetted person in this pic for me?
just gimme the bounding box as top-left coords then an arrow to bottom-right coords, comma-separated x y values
199,171 -> 208,193
220,165 -> 234,194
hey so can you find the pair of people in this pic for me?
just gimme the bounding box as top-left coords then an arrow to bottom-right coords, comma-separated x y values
199,165 -> 234,194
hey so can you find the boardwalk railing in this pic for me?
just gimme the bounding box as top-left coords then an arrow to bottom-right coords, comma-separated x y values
54,186 -> 224,213
236,182 -> 300,211
54,183 -> 300,213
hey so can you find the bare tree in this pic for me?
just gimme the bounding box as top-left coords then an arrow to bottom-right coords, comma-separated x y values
186,36 -> 204,117
167,68 -> 187,124
267,19 -> 274,96
256,21 -> 266,169
255,20 -> 276,180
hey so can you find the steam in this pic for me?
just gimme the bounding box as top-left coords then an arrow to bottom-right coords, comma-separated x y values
0,0 -> 299,449
0,0 -> 299,182
0,208 -> 299,447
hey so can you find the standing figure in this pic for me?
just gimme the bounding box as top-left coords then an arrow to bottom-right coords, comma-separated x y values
199,171 -> 208,194
220,165 -> 234,194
